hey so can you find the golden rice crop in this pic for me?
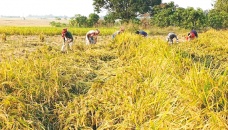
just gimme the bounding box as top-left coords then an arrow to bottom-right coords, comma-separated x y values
0,29 -> 227,129
0,26 -> 116,36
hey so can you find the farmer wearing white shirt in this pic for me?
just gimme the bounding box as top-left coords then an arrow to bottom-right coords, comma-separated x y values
85,29 -> 100,45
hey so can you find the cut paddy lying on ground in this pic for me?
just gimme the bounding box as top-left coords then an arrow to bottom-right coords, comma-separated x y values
0,28 -> 227,129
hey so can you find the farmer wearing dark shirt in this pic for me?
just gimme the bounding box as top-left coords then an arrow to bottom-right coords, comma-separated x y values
135,30 -> 148,37
167,32 -> 178,44
61,28 -> 74,52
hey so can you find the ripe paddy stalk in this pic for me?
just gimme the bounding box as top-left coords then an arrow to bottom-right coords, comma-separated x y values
0,29 -> 227,129
1,33 -> 6,42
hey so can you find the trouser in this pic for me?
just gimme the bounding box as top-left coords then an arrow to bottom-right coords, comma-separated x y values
86,36 -> 97,45
168,38 -> 173,44
61,40 -> 73,52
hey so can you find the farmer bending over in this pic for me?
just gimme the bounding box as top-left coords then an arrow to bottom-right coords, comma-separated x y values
61,28 -> 73,52
112,27 -> 125,39
135,30 -> 148,37
85,29 -> 100,45
167,32 -> 178,44
186,29 -> 198,41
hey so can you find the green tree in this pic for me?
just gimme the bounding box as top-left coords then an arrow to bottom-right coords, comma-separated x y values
151,2 -> 207,29
186,8 -> 206,29
87,13 -> 100,27
151,2 -> 177,27
93,0 -> 162,21
69,18 -> 77,27
214,0 -> 228,13
70,14 -> 88,27
55,17 -> 61,20
208,9 -> 228,29
170,7 -> 185,27
104,13 -> 116,26
49,21 -> 63,27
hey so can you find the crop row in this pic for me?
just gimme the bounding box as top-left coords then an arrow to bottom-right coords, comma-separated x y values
0,27 -> 116,36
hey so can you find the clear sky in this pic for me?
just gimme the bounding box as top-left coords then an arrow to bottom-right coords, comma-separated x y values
0,0 -> 96,17
0,0 -> 214,17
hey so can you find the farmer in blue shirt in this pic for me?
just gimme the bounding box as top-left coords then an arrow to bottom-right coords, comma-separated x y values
135,30 -> 148,37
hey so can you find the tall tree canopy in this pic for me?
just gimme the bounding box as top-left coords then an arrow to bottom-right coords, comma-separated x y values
93,0 -> 162,21
151,2 -> 207,29
87,13 -> 100,27
214,0 -> 228,13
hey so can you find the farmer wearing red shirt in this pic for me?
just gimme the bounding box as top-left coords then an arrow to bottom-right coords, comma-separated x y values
186,29 -> 198,41
61,28 -> 74,52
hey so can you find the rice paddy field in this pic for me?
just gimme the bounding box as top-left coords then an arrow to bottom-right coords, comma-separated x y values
0,26 -> 227,130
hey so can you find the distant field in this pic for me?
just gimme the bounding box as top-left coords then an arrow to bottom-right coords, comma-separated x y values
0,18 -> 68,26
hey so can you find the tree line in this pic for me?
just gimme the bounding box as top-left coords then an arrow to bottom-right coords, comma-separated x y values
52,0 -> 227,29
151,2 -> 227,29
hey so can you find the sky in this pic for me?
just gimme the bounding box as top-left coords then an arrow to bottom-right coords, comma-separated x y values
0,0 -> 215,17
